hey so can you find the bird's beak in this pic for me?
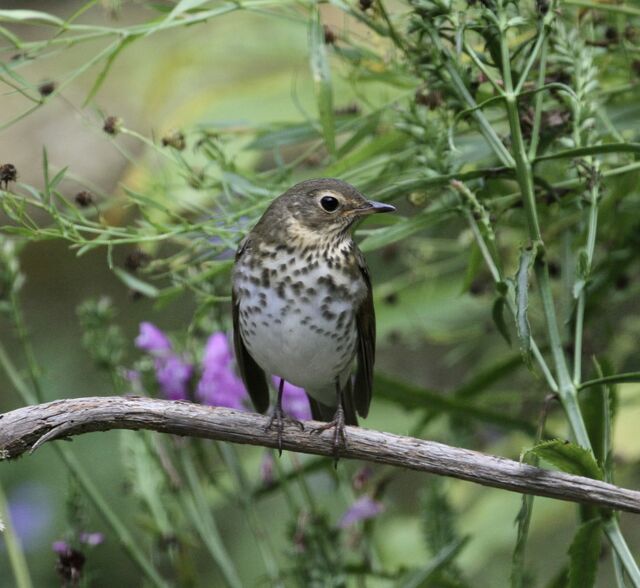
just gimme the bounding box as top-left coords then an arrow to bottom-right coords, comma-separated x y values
354,200 -> 396,216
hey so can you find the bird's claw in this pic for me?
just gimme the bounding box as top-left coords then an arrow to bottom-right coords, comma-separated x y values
265,408 -> 304,456
311,407 -> 346,467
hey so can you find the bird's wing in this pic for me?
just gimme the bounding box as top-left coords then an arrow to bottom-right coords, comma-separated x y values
232,240 -> 270,414
353,251 -> 375,418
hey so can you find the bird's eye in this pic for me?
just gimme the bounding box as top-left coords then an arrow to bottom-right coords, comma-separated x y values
320,195 -> 340,212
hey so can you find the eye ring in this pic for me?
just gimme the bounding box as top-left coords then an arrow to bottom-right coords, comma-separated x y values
320,195 -> 340,212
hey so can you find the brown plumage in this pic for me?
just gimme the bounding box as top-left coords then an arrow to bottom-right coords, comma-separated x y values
231,178 -> 394,455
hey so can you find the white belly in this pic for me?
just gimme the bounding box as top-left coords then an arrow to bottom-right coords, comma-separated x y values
235,247 -> 364,404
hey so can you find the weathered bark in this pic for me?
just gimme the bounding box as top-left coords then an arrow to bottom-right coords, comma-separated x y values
1,396 -> 639,514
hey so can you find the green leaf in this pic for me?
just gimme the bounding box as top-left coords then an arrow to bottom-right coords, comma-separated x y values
462,242 -> 482,293
309,7 -> 335,156
167,0 -> 210,19
568,519 -> 603,588
375,373 -> 536,434
454,353 -> 522,399
324,131 -> 406,177
524,440 -> 603,480
515,247 -> 535,366
535,142 -> 640,163
359,209 -> 451,252
0,10 -> 64,25
400,538 -> 468,588
580,383 -> 606,466
492,296 -> 512,346
511,494 -> 535,588
113,268 -> 159,298
421,479 -> 458,556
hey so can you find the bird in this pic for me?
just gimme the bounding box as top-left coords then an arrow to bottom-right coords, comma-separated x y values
231,178 -> 395,457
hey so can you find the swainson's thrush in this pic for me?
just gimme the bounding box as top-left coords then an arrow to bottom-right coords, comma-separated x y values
232,178 -> 394,456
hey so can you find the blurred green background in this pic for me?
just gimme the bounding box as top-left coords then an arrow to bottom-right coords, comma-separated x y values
1,1 -> 640,587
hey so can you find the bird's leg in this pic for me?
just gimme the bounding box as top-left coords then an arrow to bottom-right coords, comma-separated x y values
265,378 -> 304,456
311,379 -> 347,466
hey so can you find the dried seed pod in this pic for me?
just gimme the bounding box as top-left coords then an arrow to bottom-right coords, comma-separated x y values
74,191 -> 93,207
0,163 -> 17,189
103,115 -> 122,135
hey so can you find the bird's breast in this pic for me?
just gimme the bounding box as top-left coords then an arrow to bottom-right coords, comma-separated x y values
233,243 -> 365,396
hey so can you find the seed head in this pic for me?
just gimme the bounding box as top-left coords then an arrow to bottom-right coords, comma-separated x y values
0,163 -> 17,189
161,130 -> 186,151
103,115 -> 122,136
38,81 -> 56,97
124,249 -> 151,272
323,25 -> 336,45
74,191 -> 93,208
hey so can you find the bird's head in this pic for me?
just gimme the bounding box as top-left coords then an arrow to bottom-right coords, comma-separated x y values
257,178 -> 395,244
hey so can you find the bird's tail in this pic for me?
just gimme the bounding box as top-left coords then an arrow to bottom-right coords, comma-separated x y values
308,380 -> 358,426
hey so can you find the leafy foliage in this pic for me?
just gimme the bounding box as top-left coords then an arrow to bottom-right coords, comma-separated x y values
1,0 -> 640,586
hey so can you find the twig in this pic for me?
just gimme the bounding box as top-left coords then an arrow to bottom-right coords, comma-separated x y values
1,396 -> 639,514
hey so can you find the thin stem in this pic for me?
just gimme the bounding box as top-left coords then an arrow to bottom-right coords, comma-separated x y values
500,66 -> 542,242
527,34 -> 549,160
438,43 -> 514,167
605,520 -> 640,587
455,185 -> 558,393
181,451 -> 243,588
463,40 -> 505,95
534,263 -> 590,445
217,444 -> 283,587
0,340 -> 37,405
9,293 -> 44,402
55,445 -> 169,588
0,482 -> 34,588
563,0 -> 640,17
0,308 -> 168,587
573,170 -> 599,385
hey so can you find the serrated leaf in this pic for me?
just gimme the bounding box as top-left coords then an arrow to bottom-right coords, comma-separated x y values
492,296 -> 512,346
309,8 -> 335,156
568,519 -> 602,588
421,478 -> 458,555
580,383 -> 606,466
524,440 -> 603,480
515,247 -> 535,366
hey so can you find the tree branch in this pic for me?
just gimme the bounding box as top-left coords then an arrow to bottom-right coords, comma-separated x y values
1,396 -> 639,514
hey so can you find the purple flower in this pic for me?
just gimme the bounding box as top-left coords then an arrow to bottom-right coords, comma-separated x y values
79,532 -> 104,547
52,540 -> 70,554
352,467 -> 374,491
203,332 -> 232,368
338,496 -> 384,528
196,332 -> 248,410
155,355 -> 193,401
135,322 -> 172,354
6,483 -> 53,550
260,452 -> 275,486
52,532 -> 103,555
272,377 -> 311,420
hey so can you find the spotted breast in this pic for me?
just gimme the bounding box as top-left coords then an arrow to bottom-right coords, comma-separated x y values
233,237 -> 366,406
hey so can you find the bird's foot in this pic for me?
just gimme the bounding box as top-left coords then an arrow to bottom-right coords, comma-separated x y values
265,406 -> 304,456
311,406 -> 346,467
